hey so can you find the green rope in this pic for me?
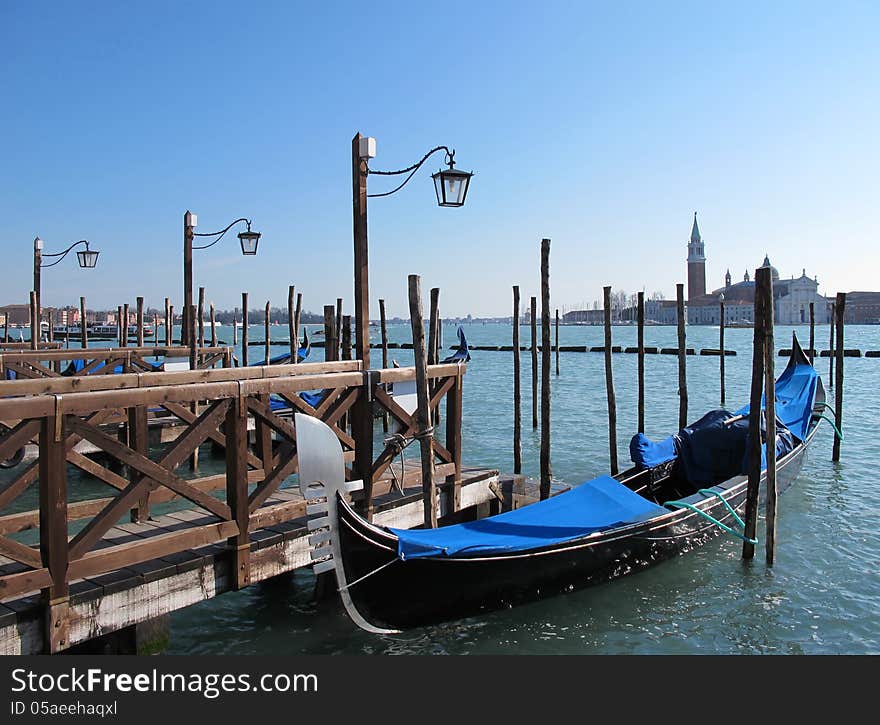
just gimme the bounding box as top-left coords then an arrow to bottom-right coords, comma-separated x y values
818,414 -> 844,441
664,488 -> 757,545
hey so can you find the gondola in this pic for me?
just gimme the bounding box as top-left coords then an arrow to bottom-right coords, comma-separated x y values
294,334 -> 827,634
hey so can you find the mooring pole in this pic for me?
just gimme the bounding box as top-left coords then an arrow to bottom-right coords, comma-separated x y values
198,287 -> 205,350
121,305 -> 128,347
79,296 -> 88,349
136,297 -> 145,348
743,266 -> 770,560
264,301 -> 271,366
554,308 -> 560,376
408,275 -> 437,529
241,293 -> 249,367
833,293 -> 846,462
164,297 -> 171,346
379,298 -> 389,432
154,312 -> 160,348
829,302 -> 835,387
323,305 -> 336,362
764,278 -> 777,566
540,239 -> 552,500
183,210 -> 195,346
342,315 -> 352,361
809,301 -> 815,364
720,296 -> 726,406
288,285 -> 296,364
428,288 -> 440,426
603,286 -> 618,475
210,303 -> 217,348
335,298 -> 343,361
169,305 -> 175,345
677,284 -> 687,430
294,292 -> 302,364
530,295 -> 538,430
513,286 -> 522,475
232,309 -> 238,346
29,292 -> 37,350
637,290 -> 645,433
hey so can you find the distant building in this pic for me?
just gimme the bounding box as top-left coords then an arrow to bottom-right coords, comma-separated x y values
843,292 -> 880,324
687,212 -> 706,301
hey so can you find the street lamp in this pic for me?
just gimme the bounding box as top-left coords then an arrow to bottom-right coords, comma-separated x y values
182,212 -> 261,343
33,237 -> 100,334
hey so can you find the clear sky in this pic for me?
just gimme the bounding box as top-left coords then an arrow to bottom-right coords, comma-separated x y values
1,1 -> 877,318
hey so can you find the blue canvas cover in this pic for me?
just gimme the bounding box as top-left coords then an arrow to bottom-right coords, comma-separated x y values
390,475 -> 666,559
441,326 -> 470,363
735,352 -> 819,442
630,432 -> 678,468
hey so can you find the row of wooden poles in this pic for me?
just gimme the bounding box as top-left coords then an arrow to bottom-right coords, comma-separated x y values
510,241 -> 846,563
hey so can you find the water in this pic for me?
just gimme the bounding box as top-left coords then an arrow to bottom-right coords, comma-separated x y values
31,321 -> 880,654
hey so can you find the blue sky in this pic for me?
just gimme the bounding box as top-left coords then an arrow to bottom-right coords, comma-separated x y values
1,1 -> 877,318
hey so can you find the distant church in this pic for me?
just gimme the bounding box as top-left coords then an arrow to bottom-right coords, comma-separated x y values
684,213 -> 830,325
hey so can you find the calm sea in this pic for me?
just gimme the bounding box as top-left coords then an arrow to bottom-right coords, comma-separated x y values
93,321 -> 877,654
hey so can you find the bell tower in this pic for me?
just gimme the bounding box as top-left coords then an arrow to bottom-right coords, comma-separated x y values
687,212 -> 706,300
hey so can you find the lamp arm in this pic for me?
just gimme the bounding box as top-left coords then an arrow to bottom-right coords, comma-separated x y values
193,218 -> 252,250
40,240 -> 90,268
366,146 -> 454,199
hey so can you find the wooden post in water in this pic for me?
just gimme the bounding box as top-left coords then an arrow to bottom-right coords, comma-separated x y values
828,302 -> 835,387
264,301 -> 271,366
154,313 -> 159,347
832,293 -> 846,462
164,297 -> 171,346
530,296 -> 538,429
408,275 -> 437,529
555,308 -> 560,376
198,287 -> 205,350
136,297 -> 145,347
241,293 -> 249,367
428,288 -> 440,425
603,286 -> 618,475
119,305 -> 126,347
809,302 -> 815,364
288,285 -> 296,364
637,291 -> 645,433
323,305 -> 336,362
742,266 -> 770,560
232,309 -> 238,346
293,293 -> 302,363
540,239 -> 552,500
513,286 -> 522,474
379,298 -> 389,432
677,283 -> 687,430
342,315 -> 352,360
188,305 -> 197,370
79,296 -> 88,348
763,276 -> 777,566
210,304 -> 217,347
335,297 -> 343,360
169,305 -> 175,345
29,291 -> 37,350
720,296 -> 726,406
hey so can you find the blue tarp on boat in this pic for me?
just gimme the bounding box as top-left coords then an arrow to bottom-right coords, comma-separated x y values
390,475 -> 666,559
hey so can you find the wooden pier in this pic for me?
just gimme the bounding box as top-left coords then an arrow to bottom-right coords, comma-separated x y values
0,356 -> 491,654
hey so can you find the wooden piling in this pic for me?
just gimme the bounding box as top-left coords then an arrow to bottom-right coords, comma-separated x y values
763,277 -> 777,566
335,298 -> 343,360
264,301 -> 271,366
742,267 -> 770,560
603,286 -> 618,475
164,298 -> 171,346
198,287 -> 205,350
429,288 -> 440,426
154,312 -> 160,347
555,308 -> 560,376
293,293 -> 302,364
241,293 -> 249,367
79,296 -> 88,349
677,283 -> 687,430
288,285 -> 296,364
118,305 -> 125,347
720,297 -> 726,406
323,305 -> 337,362
136,297 -> 145,347
188,305 -> 197,370
833,293 -> 846,462
637,291 -> 645,433
829,302 -> 835,387
540,239 -> 552,500
408,275 -> 437,529
29,291 -> 37,350
513,286 -> 522,474
210,303 -> 217,348
342,315 -> 352,361
379,298 -> 389,432
809,301 -> 815,364
232,309 -> 238,346
530,296 -> 538,430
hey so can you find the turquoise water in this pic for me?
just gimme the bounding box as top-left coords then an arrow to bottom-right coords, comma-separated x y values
158,321 -> 879,654
33,321 -> 880,654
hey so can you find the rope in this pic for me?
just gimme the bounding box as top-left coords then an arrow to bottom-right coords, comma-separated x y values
384,427 -> 435,494
336,557 -> 399,592
818,415 -> 844,441
664,489 -> 757,545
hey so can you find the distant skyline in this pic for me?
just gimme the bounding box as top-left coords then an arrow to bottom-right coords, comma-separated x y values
2,2 -> 877,319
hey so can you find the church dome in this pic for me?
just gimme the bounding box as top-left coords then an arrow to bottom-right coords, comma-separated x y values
761,254 -> 780,281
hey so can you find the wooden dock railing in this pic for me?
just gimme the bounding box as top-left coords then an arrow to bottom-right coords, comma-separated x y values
0,360 -> 465,651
